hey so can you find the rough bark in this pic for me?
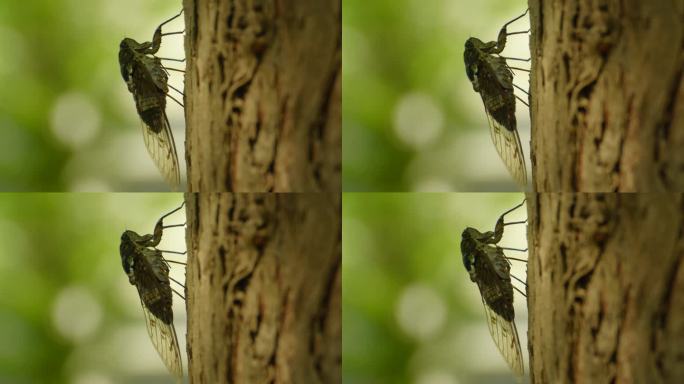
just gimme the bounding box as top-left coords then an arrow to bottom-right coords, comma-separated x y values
184,193 -> 341,383
529,0 -> 684,191
182,0 -> 341,192
527,193 -> 684,383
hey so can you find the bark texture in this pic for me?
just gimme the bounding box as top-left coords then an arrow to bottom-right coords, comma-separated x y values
184,193 -> 341,383
527,193 -> 684,383
182,0 -> 341,192
529,1 -> 684,191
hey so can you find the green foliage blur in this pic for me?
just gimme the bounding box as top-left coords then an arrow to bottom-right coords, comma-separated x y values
0,193 -> 187,383
0,0 -> 186,191
343,0 -> 531,192
343,193 -> 529,383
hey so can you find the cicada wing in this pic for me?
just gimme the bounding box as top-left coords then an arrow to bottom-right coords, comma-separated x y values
131,247 -> 182,378
484,110 -> 527,187
126,54 -> 179,189
476,56 -> 527,187
480,295 -> 524,376
139,298 -> 183,378
141,113 -> 180,189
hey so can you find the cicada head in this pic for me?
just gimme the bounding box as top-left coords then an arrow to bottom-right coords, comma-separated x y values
460,227 -> 478,272
118,38 -> 139,81
464,37 -> 485,92
120,230 -> 138,284
464,37 -> 485,51
463,38 -> 478,82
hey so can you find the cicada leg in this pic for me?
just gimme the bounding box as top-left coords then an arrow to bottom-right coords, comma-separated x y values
493,8 -> 529,53
148,9 -> 184,54
149,201 -> 186,245
492,199 -> 527,242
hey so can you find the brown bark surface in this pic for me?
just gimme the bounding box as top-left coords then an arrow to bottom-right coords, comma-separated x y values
529,1 -> 684,191
183,0 -> 341,192
527,193 -> 684,383
184,193 -> 341,383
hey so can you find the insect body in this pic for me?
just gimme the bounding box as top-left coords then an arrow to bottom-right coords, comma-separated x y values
120,202 -> 186,379
119,11 -> 184,189
461,200 -> 527,376
464,10 -> 529,187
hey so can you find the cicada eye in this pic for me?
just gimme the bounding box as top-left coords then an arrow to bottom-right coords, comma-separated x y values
119,232 -> 135,273
119,39 -> 132,50
460,228 -> 477,271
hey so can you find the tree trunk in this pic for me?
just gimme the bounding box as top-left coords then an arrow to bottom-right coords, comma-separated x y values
183,0 -> 341,192
184,192 -> 341,383
526,193 -> 684,383
529,0 -> 684,191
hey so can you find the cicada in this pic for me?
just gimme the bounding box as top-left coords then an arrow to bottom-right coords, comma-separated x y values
464,10 -> 530,187
461,199 -> 527,376
119,10 -> 185,189
120,202 -> 187,379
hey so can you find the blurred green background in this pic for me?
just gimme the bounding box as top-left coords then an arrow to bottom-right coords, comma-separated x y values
343,0 -> 531,191
343,193 -> 529,383
0,0 -> 186,191
0,193 -> 188,383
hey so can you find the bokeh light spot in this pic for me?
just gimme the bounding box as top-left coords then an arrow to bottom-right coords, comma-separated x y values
52,285 -> 103,342
50,92 -> 101,149
415,370 -> 459,384
396,283 -> 446,340
72,371 -> 113,384
393,92 -> 444,149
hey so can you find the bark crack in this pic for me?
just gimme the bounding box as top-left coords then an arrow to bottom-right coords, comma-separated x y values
654,65 -> 683,188
309,249 -> 341,381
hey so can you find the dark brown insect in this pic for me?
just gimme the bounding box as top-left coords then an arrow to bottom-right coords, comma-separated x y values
119,10 -> 185,189
120,202 -> 186,378
461,199 -> 527,376
464,10 -> 530,187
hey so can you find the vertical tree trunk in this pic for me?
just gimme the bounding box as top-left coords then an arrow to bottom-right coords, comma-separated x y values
184,193 -> 341,383
527,193 -> 684,383
183,0 -> 341,192
529,0 -> 684,191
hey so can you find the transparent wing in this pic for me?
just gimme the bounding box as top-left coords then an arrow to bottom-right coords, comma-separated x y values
141,112 -> 180,190
139,298 -> 183,378
476,55 -> 527,187
480,296 -> 524,376
484,110 -> 527,187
